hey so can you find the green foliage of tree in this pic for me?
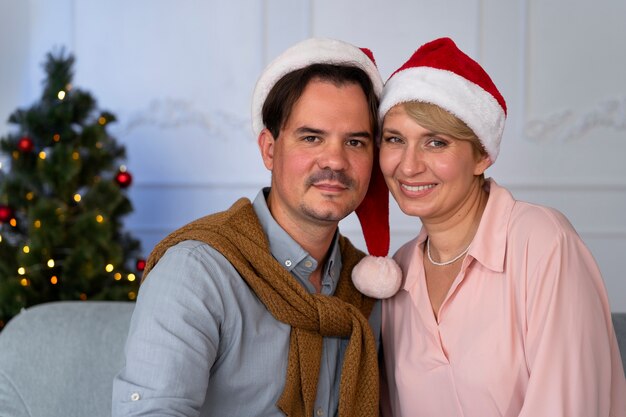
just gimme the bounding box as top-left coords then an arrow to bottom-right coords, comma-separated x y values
0,50 -> 142,328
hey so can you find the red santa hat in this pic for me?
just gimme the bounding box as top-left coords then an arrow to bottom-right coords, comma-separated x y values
379,37 -> 507,162
252,38 -> 401,299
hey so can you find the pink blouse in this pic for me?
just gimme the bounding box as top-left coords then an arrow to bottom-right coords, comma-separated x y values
381,180 -> 626,417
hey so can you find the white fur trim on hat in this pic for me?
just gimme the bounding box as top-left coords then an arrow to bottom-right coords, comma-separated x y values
251,38 -> 383,137
379,67 -> 506,162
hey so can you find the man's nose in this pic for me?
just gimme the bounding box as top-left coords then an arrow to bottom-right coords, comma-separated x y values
317,140 -> 348,171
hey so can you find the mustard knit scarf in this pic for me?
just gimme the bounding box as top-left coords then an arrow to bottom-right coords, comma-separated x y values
142,198 -> 379,417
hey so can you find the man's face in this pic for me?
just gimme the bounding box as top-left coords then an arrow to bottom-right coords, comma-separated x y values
259,78 -> 374,234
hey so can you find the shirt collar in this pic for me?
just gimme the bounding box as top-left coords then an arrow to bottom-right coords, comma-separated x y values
469,178 -> 516,273
252,188 -> 342,293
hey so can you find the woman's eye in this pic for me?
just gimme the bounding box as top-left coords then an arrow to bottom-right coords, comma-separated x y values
383,136 -> 402,144
426,137 -> 447,148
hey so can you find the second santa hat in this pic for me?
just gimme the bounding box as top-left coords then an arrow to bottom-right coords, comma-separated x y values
380,37 -> 507,162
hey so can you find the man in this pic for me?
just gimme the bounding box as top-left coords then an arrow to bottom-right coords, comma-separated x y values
112,38 -> 390,417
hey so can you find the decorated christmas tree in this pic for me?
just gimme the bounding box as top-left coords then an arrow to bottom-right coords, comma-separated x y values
0,50 -> 143,329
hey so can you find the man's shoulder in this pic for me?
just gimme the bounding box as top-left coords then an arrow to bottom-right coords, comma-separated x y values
142,197 -> 258,280
154,240 -> 256,297
183,197 -> 254,231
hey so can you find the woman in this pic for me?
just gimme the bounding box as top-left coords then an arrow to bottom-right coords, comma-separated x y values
377,37 -> 626,416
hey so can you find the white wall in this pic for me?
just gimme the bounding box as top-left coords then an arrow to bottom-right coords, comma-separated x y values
1,0 -> 625,310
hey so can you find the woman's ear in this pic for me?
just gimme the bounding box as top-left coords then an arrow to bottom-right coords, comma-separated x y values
474,154 -> 492,176
258,129 -> 275,170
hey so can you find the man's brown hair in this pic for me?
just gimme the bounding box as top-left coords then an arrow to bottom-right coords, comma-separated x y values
262,63 -> 379,141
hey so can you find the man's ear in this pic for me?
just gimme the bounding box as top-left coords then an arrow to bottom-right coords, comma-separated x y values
258,128 -> 276,170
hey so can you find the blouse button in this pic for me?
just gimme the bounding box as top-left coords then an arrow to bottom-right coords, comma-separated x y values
130,392 -> 141,401
304,260 -> 313,268
285,260 -> 292,267
316,408 -> 324,416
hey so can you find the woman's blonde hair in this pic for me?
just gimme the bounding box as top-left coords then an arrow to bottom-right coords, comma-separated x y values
402,101 -> 488,160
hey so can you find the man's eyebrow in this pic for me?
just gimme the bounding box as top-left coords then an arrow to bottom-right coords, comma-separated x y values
294,126 -> 326,136
348,131 -> 373,139
294,126 -> 372,140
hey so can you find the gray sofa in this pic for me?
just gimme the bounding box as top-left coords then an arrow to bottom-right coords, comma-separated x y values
0,301 -> 625,417
0,301 -> 134,417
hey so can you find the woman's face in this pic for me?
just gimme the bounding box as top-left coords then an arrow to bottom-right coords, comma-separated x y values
379,104 -> 491,221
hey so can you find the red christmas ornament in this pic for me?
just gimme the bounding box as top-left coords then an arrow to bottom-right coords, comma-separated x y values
115,170 -> 133,188
136,259 -> 146,272
17,136 -> 34,153
0,204 -> 13,223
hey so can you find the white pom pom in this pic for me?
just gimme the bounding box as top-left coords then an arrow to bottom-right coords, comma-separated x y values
352,256 -> 402,299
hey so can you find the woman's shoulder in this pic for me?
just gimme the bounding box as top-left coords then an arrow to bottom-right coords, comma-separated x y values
507,200 -> 580,251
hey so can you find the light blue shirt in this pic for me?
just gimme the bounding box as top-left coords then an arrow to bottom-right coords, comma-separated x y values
112,189 -> 381,417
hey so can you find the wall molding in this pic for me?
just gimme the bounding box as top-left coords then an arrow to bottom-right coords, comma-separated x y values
521,1 -> 626,143
114,97 -> 250,137
525,96 -> 626,142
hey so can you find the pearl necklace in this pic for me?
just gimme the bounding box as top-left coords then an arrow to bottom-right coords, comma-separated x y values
426,238 -> 471,266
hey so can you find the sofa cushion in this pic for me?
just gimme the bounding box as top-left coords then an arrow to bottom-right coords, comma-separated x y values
0,301 -> 134,417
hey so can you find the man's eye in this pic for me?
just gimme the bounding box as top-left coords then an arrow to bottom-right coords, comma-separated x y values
302,136 -> 319,142
347,139 -> 365,147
